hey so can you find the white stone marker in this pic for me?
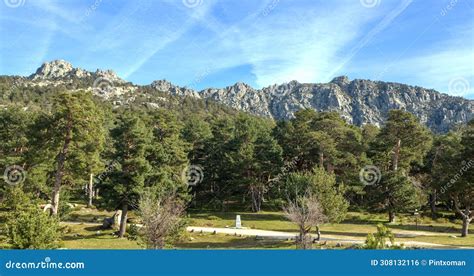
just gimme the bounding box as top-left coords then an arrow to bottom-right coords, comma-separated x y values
235,215 -> 242,229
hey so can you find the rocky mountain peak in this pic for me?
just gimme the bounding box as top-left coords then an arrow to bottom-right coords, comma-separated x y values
31,59 -> 75,80
29,60 -> 125,83
151,79 -> 200,98
151,79 -> 174,91
330,76 -> 350,87
94,69 -> 124,83
229,82 -> 254,93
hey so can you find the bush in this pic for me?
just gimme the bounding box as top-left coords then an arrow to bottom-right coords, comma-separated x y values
1,186 -> 35,212
127,224 -> 141,241
364,224 -> 403,249
58,201 -> 73,221
139,192 -> 186,249
6,207 -> 62,249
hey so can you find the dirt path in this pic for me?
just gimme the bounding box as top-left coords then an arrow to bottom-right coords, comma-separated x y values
60,222 -> 466,249
186,226 -> 458,248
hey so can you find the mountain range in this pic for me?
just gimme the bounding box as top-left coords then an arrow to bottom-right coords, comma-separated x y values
3,60 -> 473,133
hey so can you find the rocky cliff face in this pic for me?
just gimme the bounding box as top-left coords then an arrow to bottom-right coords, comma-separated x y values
197,77 -> 473,133
30,60 -> 125,84
23,60 -> 474,132
150,79 -> 199,98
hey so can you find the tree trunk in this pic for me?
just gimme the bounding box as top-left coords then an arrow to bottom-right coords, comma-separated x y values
50,184 -> 61,216
326,163 -> 334,174
87,173 -> 94,207
315,225 -> 321,241
392,139 -> 401,171
388,211 -> 395,223
250,186 -> 262,212
51,151 -> 67,216
299,229 -> 306,249
452,198 -> 471,238
319,152 -> 324,169
461,217 -> 470,237
50,119 -> 72,216
429,192 -> 437,219
118,203 -> 128,238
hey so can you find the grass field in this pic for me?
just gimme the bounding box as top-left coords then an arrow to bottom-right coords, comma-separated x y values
1,205 -> 473,249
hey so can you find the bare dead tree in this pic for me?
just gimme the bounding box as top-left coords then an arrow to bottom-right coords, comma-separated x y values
283,194 -> 326,249
139,192 -> 185,249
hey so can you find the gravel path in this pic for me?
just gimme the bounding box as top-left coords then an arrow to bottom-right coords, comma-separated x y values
60,222 -> 467,248
186,226 -> 461,248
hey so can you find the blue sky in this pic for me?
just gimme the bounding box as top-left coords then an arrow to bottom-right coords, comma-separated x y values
0,0 -> 473,98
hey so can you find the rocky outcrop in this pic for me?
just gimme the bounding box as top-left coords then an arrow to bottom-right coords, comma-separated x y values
201,82 -> 272,117
150,80 -> 200,98
30,60 -> 125,83
198,77 -> 473,133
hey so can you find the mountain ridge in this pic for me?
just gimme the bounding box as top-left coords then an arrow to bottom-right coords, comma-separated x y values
5,60 -> 474,132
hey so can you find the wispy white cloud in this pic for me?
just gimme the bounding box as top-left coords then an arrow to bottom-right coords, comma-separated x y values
382,48 -> 473,97
347,24 -> 474,97
29,0 -> 83,24
123,1 -> 216,78
170,1 -> 404,87
327,0 -> 413,79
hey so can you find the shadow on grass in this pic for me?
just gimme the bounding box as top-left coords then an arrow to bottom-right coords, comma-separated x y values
342,217 -> 386,225
62,226 -> 113,241
388,224 -> 470,234
68,213 -> 108,223
189,211 -> 286,222
320,230 -> 368,238
176,237 -> 293,249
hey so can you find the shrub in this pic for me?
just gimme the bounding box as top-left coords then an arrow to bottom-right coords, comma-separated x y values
2,186 -> 34,212
6,207 -> 62,249
364,224 -> 403,249
127,224 -> 141,241
139,192 -> 186,249
58,201 -> 73,221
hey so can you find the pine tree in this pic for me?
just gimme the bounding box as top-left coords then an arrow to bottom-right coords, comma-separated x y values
431,120 -> 474,236
103,112 -> 152,237
456,120 -> 474,237
199,117 -> 236,209
368,110 -> 432,222
144,110 -> 189,198
31,92 -> 106,216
